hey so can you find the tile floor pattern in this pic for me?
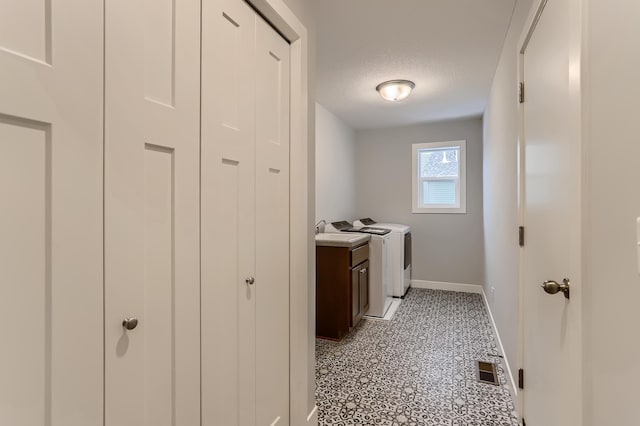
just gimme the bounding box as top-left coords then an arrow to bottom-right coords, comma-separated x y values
315,288 -> 518,426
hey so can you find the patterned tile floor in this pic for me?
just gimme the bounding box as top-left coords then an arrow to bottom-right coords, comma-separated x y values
315,288 -> 518,426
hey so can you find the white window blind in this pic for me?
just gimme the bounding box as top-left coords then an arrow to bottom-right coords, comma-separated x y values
423,180 -> 456,204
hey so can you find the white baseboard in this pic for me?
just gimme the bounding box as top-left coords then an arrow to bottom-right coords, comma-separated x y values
306,405 -> 318,424
410,279 -> 483,294
480,288 -> 518,401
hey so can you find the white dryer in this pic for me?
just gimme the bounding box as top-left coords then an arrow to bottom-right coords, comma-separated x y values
324,221 -> 393,318
354,218 -> 412,298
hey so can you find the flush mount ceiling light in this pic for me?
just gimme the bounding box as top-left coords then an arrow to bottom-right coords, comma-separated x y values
376,79 -> 415,102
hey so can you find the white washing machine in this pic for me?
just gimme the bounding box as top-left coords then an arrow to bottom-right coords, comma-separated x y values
354,218 -> 412,298
324,221 -> 393,318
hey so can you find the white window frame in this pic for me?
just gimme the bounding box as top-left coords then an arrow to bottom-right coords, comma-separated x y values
412,140 -> 467,214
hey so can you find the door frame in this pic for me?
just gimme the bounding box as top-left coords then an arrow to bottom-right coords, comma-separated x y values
517,2 -> 549,418
516,0 -> 588,423
244,1 -> 315,423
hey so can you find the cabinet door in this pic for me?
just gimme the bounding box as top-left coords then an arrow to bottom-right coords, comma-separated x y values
351,267 -> 362,326
0,1 -> 103,425
360,262 -> 369,314
104,0 -> 201,424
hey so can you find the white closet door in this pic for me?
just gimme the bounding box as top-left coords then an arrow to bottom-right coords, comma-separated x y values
201,0 -> 257,424
0,1 -> 103,425
255,16 -> 291,426
104,0 -> 201,424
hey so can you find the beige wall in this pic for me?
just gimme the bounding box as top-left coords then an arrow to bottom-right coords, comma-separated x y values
482,0 -> 532,392
355,118 -> 485,285
315,102 -> 358,224
583,1 -> 640,424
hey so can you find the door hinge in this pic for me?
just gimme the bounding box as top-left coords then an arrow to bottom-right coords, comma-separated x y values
519,226 -> 525,247
519,82 -> 525,103
518,368 -> 524,389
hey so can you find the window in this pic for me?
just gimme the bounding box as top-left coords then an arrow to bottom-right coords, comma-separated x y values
412,140 -> 466,214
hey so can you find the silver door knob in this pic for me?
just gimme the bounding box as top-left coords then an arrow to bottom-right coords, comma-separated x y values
122,317 -> 139,330
245,277 -> 255,285
541,278 -> 570,300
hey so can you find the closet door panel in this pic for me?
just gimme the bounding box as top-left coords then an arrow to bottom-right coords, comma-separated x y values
142,145 -> 175,426
255,17 -> 291,426
201,0 -> 256,424
144,0 -> 201,424
143,0 -> 175,106
104,1 -> 145,421
104,0 -> 201,424
0,1 -> 104,425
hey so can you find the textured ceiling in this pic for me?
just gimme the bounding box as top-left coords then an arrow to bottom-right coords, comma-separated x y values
313,0 -> 516,130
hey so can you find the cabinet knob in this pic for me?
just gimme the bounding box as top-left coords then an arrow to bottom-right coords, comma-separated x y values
122,317 -> 139,330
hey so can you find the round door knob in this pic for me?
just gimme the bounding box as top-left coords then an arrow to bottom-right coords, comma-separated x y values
542,280 -> 560,294
541,278 -> 570,300
122,317 -> 139,330
245,277 -> 255,285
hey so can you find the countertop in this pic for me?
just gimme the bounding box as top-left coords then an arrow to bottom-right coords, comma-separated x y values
315,232 -> 370,248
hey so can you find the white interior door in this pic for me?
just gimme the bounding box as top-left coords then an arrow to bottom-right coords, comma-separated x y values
201,0 -> 257,424
201,1 -> 291,424
522,0 -> 582,424
104,0 -> 201,424
0,1 -> 104,425
255,16 -> 291,426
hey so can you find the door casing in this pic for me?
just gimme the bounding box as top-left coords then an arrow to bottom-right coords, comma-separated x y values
243,1 -> 314,423
517,0 -> 586,424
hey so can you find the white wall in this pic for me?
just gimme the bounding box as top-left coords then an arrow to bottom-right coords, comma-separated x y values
482,0 -> 532,390
356,118 -> 485,285
583,1 -> 640,424
484,1 -> 640,423
315,102 -> 358,223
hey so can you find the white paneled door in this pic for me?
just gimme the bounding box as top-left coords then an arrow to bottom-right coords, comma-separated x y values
201,0 -> 291,424
2,0 -> 292,424
104,0 -> 201,425
255,16 -> 291,426
201,1 -> 256,424
0,1 -> 104,425
521,0 -> 583,424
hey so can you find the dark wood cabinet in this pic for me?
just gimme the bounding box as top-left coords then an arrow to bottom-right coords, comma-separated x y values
350,261 -> 369,327
316,242 -> 369,340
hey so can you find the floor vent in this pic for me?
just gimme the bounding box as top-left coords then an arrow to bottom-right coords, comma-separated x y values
476,361 -> 499,385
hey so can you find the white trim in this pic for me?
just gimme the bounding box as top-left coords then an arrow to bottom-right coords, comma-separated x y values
480,288 -> 519,402
306,405 -> 318,424
515,1 -> 543,419
246,0 -> 300,42
247,1 -> 311,425
410,279 -> 483,294
516,0 -> 585,422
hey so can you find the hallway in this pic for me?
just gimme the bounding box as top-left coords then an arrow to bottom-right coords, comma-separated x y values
316,289 -> 517,425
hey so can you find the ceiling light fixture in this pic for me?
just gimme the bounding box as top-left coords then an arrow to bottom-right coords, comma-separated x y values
376,79 -> 415,102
